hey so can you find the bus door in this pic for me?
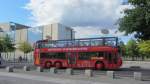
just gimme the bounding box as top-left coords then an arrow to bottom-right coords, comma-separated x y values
112,52 -> 119,68
106,52 -> 117,69
67,52 -> 77,68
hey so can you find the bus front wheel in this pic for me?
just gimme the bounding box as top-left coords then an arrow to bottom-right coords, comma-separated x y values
45,62 -> 52,68
95,62 -> 104,70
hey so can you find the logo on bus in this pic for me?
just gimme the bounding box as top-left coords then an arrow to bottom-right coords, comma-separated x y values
63,48 -> 88,51
47,47 -> 88,51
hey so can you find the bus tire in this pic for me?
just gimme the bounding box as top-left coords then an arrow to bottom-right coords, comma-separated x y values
95,62 -> 104,70
54,62 -> 62,69
45,61 -> 52,68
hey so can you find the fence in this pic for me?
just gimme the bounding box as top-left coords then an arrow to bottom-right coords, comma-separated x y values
122,56 -> 150,61
1,52 -> 33,62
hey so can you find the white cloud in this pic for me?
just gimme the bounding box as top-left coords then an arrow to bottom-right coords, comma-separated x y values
73,26 -> 125,38
25,0 -> 129,26
25,0 -> 131,41
28,27 -> 42,34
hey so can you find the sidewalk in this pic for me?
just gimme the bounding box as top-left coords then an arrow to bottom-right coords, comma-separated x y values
122,61 -> 150,69
0,71 -> 149,84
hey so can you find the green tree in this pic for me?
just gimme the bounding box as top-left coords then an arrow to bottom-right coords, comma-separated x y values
138,40 -> 150,60
18,42 -> 33,61
126,39 -> 139,60
118,0 -> 150,40
0,37 -> 4,57
3,35 -> 15,58
0,35 -> 15,58
119,41 -> 127,57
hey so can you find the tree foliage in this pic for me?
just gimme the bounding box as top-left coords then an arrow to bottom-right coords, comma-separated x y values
0,37 -> 4,52
18,42 -> 33,54
3,35 -> 15,52
138,40 -> 150,57
125,39 -> 139,60
0,35 -> 15,57
0,35 -> 15,52
118,41 -> 127,57
119,0 -> 150,40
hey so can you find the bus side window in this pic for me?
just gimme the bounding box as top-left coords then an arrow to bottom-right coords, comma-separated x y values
78,52 -> 90,60
89,52 -> 98,58
91,41 -> 96,46
98,52 -> 104,57
57,53 -> 66,59
38,44 -> 42,48
108,52 -> 112,62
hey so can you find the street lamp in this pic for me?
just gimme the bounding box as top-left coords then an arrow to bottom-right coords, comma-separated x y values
10,22 -> 16,65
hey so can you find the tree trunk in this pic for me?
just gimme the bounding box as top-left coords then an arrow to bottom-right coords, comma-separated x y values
6,52 -> 8,60
142,55 -> 144,61
132,55 -> 134,61
25,53 -> 27,62
24,52 -> 25,61
26,53 -> 28,62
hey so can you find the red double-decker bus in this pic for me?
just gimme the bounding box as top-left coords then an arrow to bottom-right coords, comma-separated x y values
34,37 -> 122,69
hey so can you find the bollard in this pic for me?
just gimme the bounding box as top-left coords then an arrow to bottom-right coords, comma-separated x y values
107,71 -> 115,79
36,66 -> 43,72
85,69 -> 93,77
6,66 -> 14,72
66,68 -> 73,75
134,72 -> 142,81
50,67 -> 57,74
23,66 -> 30,71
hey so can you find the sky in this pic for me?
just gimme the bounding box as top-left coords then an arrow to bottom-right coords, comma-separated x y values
0,0 -> 31,25
0,0 -> 132,43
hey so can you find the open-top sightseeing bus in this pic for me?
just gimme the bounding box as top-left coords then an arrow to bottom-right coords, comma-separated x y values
34,37 -> 122,69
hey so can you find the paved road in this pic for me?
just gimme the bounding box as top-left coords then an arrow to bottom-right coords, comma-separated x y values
0,72 -> 111,84
0,61 -> 150,84
0,68 -> 150,84
0,76 -> 57,84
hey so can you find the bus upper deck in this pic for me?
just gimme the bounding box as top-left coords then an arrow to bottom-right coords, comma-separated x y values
36,37 -> 118,48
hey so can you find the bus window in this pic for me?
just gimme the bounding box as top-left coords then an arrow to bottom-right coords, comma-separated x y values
56,53 -> 66,59
98,52 -> 104,57
89,52 -> 98,58
37,43 -> 42,48
79,40 -> 90,46
40,53 -> 52,58
40,53 -> 66,59
78,52 -> 99,60
78,52 -> 90,60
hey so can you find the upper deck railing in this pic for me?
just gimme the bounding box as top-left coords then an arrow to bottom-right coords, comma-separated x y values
36,37 -> 118,48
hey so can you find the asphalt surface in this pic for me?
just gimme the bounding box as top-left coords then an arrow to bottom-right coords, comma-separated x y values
0,61 -> 150,84
0,76 -> 58,84
0,70 -> 149,84
0,71 -> 114,84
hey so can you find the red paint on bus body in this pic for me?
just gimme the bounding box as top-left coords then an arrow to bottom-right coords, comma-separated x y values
34,37 -> 123,69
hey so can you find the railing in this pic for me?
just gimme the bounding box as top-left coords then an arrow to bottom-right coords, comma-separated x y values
37,37 -> 118,48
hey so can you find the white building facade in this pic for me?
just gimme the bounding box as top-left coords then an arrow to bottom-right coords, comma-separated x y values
0,22 -> 75,61
42,23 -> 75,40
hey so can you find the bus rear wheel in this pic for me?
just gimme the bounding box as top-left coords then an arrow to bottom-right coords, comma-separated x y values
55,62 -> 62,69
95,62 -> 104,70
45,62 -> 52,68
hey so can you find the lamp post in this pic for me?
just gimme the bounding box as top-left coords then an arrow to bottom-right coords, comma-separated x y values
10,22 -> 16,66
